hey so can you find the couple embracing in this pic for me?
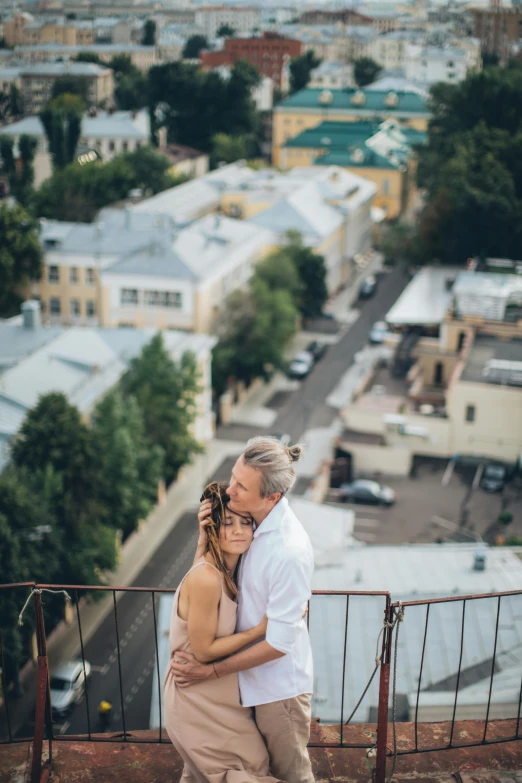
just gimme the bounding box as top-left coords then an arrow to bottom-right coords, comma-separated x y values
164,436 -> 315,783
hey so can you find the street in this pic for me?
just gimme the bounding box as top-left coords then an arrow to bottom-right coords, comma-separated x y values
9,265 -> 409,739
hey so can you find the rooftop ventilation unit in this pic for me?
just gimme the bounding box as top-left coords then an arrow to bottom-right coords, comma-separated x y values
483,359 -> 522,386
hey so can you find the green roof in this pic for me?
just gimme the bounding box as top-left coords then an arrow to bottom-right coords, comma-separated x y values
314,149 -> 399,170
284,120 -> 379,149
278,87 -> 429,115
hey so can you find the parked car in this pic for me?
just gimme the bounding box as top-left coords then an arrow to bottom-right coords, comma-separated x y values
306,340 -> 328,361
480,464 -> 506,493
271,432 -> 291,447
359,275 -> 377,299
50,660 -> 91,717
369,321 -> 388,344
288,351 -> 314,379
339,479 -> 396,506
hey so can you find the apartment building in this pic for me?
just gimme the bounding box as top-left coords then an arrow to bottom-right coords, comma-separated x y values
200,32 -> 301,89
309,61 -> 355,90
13,44 -> 158,72
18,61 -> 113,114
370,30 -> 423,70
272,86 -> 430,167
4,13 -> 94,47
195,5 -> 260,38
0,66 -> 22,94
299,9 -> 373,26
405,44 -> 479,84
471,6 -> 522,61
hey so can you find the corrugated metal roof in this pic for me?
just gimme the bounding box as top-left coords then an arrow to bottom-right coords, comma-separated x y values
385,266 -> 461,326
278,87 -> 429,115
2,111 -> 149,141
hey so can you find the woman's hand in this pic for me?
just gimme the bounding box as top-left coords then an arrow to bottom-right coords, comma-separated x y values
255,614 -> 268,639
197,499 -> 213,547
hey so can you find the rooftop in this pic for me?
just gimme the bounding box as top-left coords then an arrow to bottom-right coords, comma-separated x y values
277,87 -> 429,116
1,109 -> 150,140
18,60 -> 111,76
386,266 -> 461,327
461,335 -> 522,387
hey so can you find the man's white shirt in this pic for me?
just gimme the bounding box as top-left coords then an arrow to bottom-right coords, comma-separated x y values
236,496 -> 314,707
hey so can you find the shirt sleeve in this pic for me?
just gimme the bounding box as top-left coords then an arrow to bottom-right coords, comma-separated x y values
265,550 -> 312,655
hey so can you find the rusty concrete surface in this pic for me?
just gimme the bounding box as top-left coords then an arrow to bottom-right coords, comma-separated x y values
1,720 -> 521,783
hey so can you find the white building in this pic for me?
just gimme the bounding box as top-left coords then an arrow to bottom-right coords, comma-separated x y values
0,303 -> 216,472
370,30 -> 424,70
309,60 -> 355,90
194,6 -> 261,38
405,44 -> 475,84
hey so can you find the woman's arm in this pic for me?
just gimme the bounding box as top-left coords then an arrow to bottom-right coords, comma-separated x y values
186,566 -> 266,664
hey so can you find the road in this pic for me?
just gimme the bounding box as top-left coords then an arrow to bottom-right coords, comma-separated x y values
11,265 -> 409,739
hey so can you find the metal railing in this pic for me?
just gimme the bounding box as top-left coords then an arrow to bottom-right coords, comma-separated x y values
0,583 -> 521,783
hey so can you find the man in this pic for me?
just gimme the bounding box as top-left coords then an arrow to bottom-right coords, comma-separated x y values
170,436 -> 315,783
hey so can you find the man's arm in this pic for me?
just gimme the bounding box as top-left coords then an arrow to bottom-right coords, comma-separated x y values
170,640 -> 284,687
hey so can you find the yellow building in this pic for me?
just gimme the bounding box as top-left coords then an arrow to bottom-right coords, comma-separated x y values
272,86 -> 430,168
278,118 -> 426,220
4,14 -> 95,47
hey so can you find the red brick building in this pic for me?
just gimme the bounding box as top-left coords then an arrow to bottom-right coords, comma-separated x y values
200,32 -> 302,89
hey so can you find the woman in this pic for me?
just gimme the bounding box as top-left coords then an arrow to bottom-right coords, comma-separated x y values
163,481 -> 283,783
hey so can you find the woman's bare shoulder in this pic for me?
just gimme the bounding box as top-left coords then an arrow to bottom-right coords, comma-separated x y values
185,563 -> 222,595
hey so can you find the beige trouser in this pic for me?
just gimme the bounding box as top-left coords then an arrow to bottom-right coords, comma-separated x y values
254,694 -> 315,783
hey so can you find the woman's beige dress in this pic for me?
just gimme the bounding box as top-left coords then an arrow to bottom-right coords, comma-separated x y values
163,559 -> 282,783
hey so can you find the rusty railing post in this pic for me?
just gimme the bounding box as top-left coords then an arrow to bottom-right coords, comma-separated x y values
31,589 -> 53,783
374,596 -> 393,783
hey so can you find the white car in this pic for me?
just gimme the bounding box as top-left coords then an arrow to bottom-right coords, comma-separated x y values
369,321 -> 389,344
50,660 -> 91,717
288,351 -> 314,379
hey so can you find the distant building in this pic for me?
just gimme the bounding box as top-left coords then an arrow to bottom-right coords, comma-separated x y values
194,5 -> 261,38
280,118 -> 426,220
405,44 -> 480,84
309,61 -> 355,90
12,43 -> 158,72
369,10 -> 399,33
211,64 -> 274,111
272,86 -> 430,168
17,61 -> 113,114
0,302 -> 216,472
370,30 -> 423,70
470,7 -> 522,61
200,32 -> 302,89
0,110 -> 153,186
299,9 -> 373,27
162,143 -> 209,180
0,66 -> 22,95
4,14 -> 95,48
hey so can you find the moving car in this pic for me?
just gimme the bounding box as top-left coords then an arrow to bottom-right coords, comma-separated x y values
480,464 -> 506,493
359,275 -> 377,299
50,660 -> 91,717
339,479 -> 396,506
369,321 -> 388,344
288,351 -> 314,379
306,340 -> 328,361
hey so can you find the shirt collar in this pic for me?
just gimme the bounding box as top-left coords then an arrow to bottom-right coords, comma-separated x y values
253,496 -> 288,538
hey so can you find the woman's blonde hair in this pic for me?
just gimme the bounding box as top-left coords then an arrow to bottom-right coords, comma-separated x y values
200,481 -> 252,597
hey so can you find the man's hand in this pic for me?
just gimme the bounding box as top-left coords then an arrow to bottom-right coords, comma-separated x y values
169,650 -> 216,688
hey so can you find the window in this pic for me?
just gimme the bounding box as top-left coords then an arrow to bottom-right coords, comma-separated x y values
86,268 -> 95,286
122,141 -> 128,152
465,404 -> 475,423
382,178 -> 390,195
109,141 -> 115,152
49,297 -> 61,315
121,288 -> 139,306
48,265 -> 59,283
144,290 -> 183,308
86,300 -> 96,317
70,299 -> 81,317
70,267 -> 79,284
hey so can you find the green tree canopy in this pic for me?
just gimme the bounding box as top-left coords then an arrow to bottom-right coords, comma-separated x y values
51,76 -> 89,104
40,93 -> 84,169
91,389 -> 163,540
73,51 -> 102,64
289,50 -> 321,94
120,334 -> 202,483
142,19 -> 156,46
217,24 -> 235,37
211,132 -> 256,166
0,133 -> 37,203
183,34 -> 209,59
0,202 -> 42,317
353,56 -> 382,87
0,84 -> 22,123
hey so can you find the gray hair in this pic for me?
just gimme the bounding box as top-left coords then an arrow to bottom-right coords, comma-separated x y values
242,436 -> 304,498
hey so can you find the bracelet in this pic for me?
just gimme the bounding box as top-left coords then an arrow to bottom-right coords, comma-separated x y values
212,663 -> 219,679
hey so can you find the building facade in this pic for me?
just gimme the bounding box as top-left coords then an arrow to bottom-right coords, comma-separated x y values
194,5 -> 260,38
18,62 -> 113,114
471,7 -> 522,60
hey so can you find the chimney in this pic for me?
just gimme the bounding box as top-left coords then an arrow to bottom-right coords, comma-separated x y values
22,300 -> 42,330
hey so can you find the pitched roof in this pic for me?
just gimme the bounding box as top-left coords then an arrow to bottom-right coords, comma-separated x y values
1,110 -> 149,141
277,87 -> 429,115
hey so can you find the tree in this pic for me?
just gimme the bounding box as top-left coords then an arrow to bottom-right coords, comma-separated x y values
120,334 -> 202,484
217,24 -> 235,37
289,50 -> 321,94
212,279 -> 298,396
255,249 -> 304,301
50,76 -> 88,104
40,93 -> 84,169
275,232 -> 328,319
354,56 -> 382,88
91,390 -> 163,540
211,132 -> 256,166
183,34 -> 209,60
0,202 -> 42,317
110,54 -> 147,110
142,19 -> 156,46
0,84 -> 22,123
0,133 -> 37,202
73,51 -> 102,65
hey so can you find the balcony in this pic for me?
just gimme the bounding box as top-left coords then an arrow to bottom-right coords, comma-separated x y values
1,583 -> 521,783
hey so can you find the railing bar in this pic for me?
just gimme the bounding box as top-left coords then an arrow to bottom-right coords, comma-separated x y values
0,624 -> 13,743
8,583 -> 391,597
75,589 -> 92,740
339,596 -> 350,746
516,673 -> 522,738
391,733 -> 522,756
113,591 -> 127,741
151,591 -> 162,744
394,588 -> 522,608
449,599 -> 466,747
414,603 -> 430,752
483,595 -> 501,743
